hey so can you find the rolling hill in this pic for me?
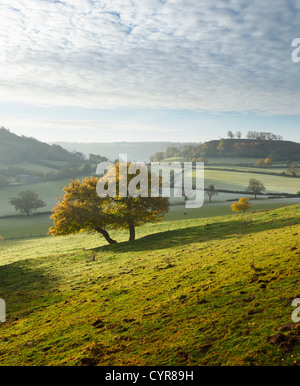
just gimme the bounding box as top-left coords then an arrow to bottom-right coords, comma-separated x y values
198,139 -> 300,160
0,204 -> 299,365
0,127 -> 78,165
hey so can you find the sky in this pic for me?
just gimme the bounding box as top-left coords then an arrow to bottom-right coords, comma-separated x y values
0,0 -> 300,143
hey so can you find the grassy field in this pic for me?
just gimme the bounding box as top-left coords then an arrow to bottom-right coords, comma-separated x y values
206,165 -> 287,174
0,178 -> 74,217
0,161 -> 55,173
0,198 -> 299,240
0,158 -> 298,220
205,157 -> 261,165
0,204 -> 299,366
201,169 -> 299,194
0,214 -> 53,240
0,156 -> 298,240
164,156 -> 262,165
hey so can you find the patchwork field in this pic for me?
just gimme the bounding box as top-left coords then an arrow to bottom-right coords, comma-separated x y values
0,179 -> 70,217
0,197 -> 299,240
201,169 -> 299,194
0,156 -> 299,241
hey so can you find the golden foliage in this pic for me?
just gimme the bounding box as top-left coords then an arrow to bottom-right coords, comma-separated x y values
230,198 -> 252,214
49,163 -> 170,240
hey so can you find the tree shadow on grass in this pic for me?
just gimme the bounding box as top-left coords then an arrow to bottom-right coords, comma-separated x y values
0,259 -> 61,321
91,213 -> 300,254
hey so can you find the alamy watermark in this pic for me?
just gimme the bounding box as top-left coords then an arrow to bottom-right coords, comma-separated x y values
96,154 -> 204,209
291,38 -> 300,63
292,298 -> 300,323
0,298 -> 5,323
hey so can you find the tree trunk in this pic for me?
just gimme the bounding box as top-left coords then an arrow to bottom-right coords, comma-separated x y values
95,228 -> 117,244
129,223 -> 135,241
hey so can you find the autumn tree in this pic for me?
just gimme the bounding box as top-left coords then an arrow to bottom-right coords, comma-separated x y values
255,159 -> 265,167
246,178 -> 266,199
264,157 -> 272,167
49,163 -> 170,244
150,152 -> 164,162
49,177 -> 117,244
217,138 -> 229,153
206,184 -> 218,203
98,162 -> 170,241
9,190 -> 46,216
165,147 -> 180,159
231,198 -> 252,214
286,163 -> 299,177
198,157 -> 209,165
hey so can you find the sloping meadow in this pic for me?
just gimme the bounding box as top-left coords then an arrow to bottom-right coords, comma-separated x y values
0,204 -> 299,365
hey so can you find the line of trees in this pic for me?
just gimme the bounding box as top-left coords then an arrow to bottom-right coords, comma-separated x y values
255,157 -> 273,167
150,146 -> 208,164
0,162 -> 98,185
227,131 -> 242,139
150,134 -> 292,162
246,131 -> 283,141
227,131 -> 283,141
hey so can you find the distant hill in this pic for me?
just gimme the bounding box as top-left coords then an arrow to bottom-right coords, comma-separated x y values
185,139 -> 300,161
53,141 -> 200,162
0,127 -> 78,165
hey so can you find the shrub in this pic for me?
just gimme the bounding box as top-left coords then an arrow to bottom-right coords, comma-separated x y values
231,198 -> 252,214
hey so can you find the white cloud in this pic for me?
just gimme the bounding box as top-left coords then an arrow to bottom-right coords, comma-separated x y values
0,0 -> 299,114
1,117 -> 178,142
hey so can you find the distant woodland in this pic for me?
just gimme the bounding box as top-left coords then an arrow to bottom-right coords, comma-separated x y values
150,133 -> 300,162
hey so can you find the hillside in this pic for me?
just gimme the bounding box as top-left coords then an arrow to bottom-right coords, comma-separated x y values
198,139 -> 300,160
0,128 -> 99,189
0,204 -> 299,366
149,139 -> 300,164
0,127 -> 78,165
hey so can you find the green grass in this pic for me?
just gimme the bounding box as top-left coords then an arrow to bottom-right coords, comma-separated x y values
0,214 -> 53,240
0,204 -> 299,366
0,159 -> 297,220
0,161 -> 56,173
199,169 -> 300,194
206,165 -> 287,174
164,157 -> 261,165
163,157 -> 189,162
166,199 -> 300,221
0,178 -> 74,217
205,157 -> 259,165
0,198 -> 298,240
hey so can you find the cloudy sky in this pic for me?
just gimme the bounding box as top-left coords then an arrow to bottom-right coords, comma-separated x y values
0,0 -> 300,143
